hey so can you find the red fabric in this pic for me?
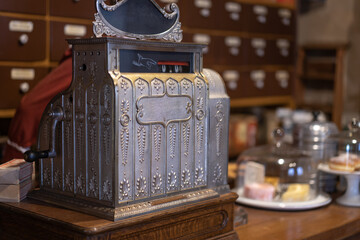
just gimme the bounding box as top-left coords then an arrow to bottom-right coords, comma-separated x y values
2,50 -> 73,163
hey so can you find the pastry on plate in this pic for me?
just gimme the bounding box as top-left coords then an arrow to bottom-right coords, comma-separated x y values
244,182 -> 275,201
329,153 -> 359,172
282,184 -> 310,202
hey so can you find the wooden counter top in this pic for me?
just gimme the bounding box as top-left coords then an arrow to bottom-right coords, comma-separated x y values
235,201 -> 360,240
1,194 -> 360,239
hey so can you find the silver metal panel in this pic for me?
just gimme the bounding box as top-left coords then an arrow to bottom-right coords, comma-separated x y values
151,123 -> 166,194
40,112 -> 52,188
204,69 -> 230,191
87,81 -> 100,200
63,93 -> 74,193
53,99 -> 64,192
116,76 -> 134,202
134,79 -> 155,197
180,79 -> 195,190
194,77 -> 208,187
99,84 -> 114,202
150,79 -> 167,195
74,76 -> 87,197
137,94 -> 192,126
165,79 -> 181,193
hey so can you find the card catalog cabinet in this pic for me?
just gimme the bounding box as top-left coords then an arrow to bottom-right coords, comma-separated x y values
179,0 -> 296,101
0,0 -> 296,113
0,0 -> 94,113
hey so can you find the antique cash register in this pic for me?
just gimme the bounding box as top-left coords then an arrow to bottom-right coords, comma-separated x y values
24,1 -> 238,238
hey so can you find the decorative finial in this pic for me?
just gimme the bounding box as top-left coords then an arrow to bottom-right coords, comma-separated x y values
93,0 -> 183,42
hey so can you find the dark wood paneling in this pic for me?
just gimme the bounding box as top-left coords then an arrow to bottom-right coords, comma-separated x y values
49,0 -> 96,19
0,0 -> 46,15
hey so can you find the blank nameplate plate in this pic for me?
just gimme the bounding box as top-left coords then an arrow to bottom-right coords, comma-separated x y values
9,20 -> 34,32
11,68 -> 35,80
137,94 -> 192,126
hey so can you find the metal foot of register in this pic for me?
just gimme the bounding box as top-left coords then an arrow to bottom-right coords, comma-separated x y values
24,1 -> 239,238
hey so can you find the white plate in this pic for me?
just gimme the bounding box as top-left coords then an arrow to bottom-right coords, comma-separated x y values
235,191 -> 331,211
318,163 -> 360,176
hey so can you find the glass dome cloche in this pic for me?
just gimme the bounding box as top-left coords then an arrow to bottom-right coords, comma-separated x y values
235,128 -> 318,202
327,118 -> 360,172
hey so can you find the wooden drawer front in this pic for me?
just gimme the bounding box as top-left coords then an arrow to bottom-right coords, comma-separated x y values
271,7 -> 296,35
183,32 -> 215,67
50,21 -> 92,61
220,69 -> 242,99
0,0 -> 46,15
0,17 -> 46,61
180,0 -> 217,29
215,0 -> 245,31
216,36 -> 247,65
0,67 -> 50,109
268,70 -> 292,96
244,4 -> 273,34
221,69 -> 270,98
247,37 -> 270,65
239,70 -> 270,98
50,0 -> 96,19
268,39 -> 295,65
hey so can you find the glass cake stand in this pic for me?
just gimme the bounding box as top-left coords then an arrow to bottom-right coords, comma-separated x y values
318,163 -> 360,207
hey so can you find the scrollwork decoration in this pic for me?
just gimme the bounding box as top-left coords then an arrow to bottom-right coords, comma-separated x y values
99,0 -> 128,11
93,0 -> 183,42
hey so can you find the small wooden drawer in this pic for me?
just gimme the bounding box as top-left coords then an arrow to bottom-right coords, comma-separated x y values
50,21 -> 93,62
267,38 -> 295,65
0,67 -> 50,109
182,32 -> 215,67
247,37 -> 270,65
0,16 -> 46,62
215,0 -> 245,31
49,0 -> 96,19
239,70 -> 270,98
216,35 -> 248,66
180,0 -> 217,29
244,3 -> 273,33
271,7 -> 296,35
268,70 -> 293,96
220,69 -> 242,99
0,0 -> 46,15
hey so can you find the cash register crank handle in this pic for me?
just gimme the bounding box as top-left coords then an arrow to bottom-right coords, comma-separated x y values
24,106 -> 64,162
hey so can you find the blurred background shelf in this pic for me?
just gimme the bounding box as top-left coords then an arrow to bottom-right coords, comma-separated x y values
295,44 -> 346,128
230,96 -> 295,108
0,109 -> 16,119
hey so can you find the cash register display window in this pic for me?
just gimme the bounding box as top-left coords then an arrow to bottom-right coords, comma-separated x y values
120,49 -> 193,73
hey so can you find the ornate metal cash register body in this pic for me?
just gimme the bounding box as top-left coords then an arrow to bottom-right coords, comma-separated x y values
25,0 -> 233,223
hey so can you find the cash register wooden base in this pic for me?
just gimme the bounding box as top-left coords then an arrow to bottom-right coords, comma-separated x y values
0,192 -> 238,240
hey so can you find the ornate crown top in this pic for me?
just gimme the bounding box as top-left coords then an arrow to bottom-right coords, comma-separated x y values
93,0 -> 183,42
